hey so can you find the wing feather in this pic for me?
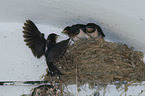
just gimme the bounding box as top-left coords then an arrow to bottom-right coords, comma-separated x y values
47,38 -> 70,62
23,20 -> 46,58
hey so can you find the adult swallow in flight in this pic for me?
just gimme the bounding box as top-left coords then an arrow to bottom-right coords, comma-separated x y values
23,20 -> 70,76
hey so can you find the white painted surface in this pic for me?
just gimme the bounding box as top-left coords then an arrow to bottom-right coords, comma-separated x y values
0,0 -> 145,52
0,0 -> 145,95
65,82 -> 145,96
0,85 -> 33,96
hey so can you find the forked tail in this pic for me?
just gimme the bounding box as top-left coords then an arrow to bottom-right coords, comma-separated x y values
47,62 -> 63,76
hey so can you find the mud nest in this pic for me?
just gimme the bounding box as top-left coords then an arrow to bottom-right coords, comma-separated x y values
45,39 -> 145,86
31,85 -> 61,96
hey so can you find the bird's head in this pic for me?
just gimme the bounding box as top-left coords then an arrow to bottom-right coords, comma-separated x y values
62,26 -> 71,34
47,33 -> 59,43
70,25 -> 80,35
62,25 -> 80,38
86,23 -> 96,33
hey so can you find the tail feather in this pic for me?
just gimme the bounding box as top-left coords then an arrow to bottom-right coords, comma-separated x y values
47,62 -> 63,76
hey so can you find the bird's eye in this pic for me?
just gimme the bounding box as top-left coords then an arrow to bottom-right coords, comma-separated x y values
64,31 -> 69,34
75,31 -> 79,35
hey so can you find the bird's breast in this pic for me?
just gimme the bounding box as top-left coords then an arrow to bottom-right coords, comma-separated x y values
87,29 -> 99,38
76,29 -> 90,39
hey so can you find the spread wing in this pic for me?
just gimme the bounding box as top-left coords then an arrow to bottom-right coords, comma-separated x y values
23,20 -> 46,58
46,38 -> 70,62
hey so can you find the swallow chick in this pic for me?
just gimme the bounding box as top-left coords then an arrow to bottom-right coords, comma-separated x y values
23,20 -> 70,76
62,24 -> 90,41
86,23 -> 105,39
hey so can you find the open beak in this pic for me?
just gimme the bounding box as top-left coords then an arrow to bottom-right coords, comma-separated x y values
61,31 -> 65,33
62,30 -> 69,34
55,34 -> 59,40
56,34 -> 59,37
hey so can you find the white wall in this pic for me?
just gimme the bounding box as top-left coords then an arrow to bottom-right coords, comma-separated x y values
0,0 -> 145,53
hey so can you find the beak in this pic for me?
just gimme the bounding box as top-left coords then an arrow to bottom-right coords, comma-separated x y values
62,31 -> 65,33
56,34 -> 59,37
62,30 -> 69,34
55,35 -> 59,40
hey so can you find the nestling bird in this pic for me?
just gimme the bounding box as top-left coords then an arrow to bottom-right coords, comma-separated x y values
62,24 -> 90,41
23,20 -> 70,76
86,23 -> 105,39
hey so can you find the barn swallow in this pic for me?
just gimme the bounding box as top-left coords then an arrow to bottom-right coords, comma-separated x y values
62,26 -> 76,38
62,24 -> 90,41
86,23 -> 105,39
23,20 -> 70,76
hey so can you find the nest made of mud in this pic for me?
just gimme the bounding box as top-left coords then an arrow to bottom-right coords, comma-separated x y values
45,39 -> 145,86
